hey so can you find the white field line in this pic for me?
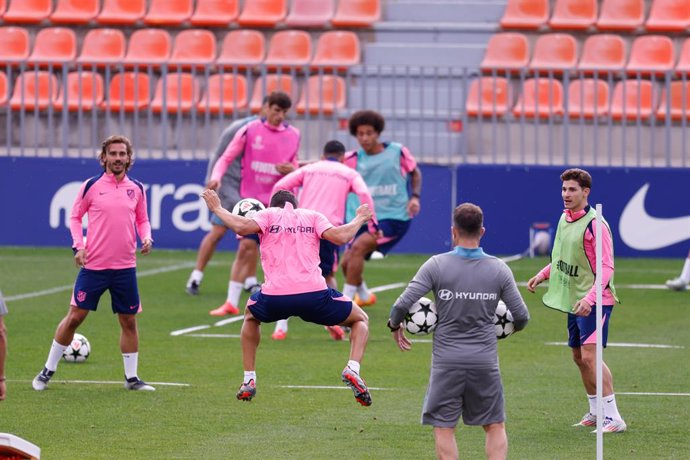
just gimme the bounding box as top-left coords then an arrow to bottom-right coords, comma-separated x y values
9,379 -> 190,387
545,341 -> 684,349
618,392 -> 690,397
278,385 -> 391,391
516,281 -> 669,290
5,262 -> 195,302
171,282 -> 407,337
185,333 -> 242,338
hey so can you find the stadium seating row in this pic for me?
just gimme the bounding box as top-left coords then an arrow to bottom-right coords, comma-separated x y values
0,0 -> 380,28
482,32 -> 690,76
0,27 -> 360,71
0,70 -> 346,115
501,0 -> 690,32
467,76 -> 690,121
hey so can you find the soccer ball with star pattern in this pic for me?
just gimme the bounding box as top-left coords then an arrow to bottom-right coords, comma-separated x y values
231,198 -> 265,218
404,297 -> 438,335
62,333 -> 91,363
494,301 -> 515,339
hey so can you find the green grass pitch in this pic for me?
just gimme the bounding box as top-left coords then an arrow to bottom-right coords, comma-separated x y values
0,247 -> 688,459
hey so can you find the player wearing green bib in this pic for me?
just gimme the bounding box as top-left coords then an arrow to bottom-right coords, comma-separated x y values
527,168 -> 626,433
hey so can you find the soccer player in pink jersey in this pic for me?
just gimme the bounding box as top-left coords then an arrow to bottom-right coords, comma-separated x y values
200,189 -> 375,406
206,91 -> 300,317
32,135 -> 156,392
270,140 -> 378,341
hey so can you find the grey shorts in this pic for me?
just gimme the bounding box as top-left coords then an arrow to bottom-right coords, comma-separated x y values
422,366 -> 505,427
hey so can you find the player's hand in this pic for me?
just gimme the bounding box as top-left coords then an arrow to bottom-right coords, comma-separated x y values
200,189 -> 222,212
206,179 -> 220,190
74,249 -> 86,268
141,238 -> 153,255
527,274 -> 544,293
275,162 -> 296,175
573,298 -> 592,317
407,196 -> 421,218
392,327 -> 412,351
355,204 -> 373,222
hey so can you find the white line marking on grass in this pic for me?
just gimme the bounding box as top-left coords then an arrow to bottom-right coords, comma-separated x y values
185,333 -> 242,338
516,281 -> 669,290
213,316 -> 245,326
410,339 -> 432,343
545,341 -> 684,349
170,325 -> 211,336
279,385 -> 391,391
618,392 -> 690,397
5,262 -> 195,302
9,379 -> 190,387
369,282 -> 406,293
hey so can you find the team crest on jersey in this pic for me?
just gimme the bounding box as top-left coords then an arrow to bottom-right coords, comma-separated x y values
127,189 -> 135,199
252,135 -> 264,150
77,291 -> 87,302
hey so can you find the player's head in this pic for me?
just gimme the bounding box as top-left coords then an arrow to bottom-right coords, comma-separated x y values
322,140 -> 346,160
452,203 -> 485,241
266,91 -> 292,127
270,190 -> 298,208
348,110 -> 385,153
99,135 -> 134,174
560,168 -> 591,212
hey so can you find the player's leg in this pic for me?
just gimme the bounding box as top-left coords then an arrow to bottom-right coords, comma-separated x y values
433,427 -> 458,460
341,232 -> 377,303
483,423 -> 508,460
339,302 -> 371,405
186,222 -> 228,295
210,236 -> 259,316
666,249 -> 690,290
237,297 -> 264,401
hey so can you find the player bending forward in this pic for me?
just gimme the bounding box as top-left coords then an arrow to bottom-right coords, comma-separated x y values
201,189 -> 374,406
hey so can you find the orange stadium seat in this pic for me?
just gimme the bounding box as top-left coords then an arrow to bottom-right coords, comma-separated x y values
264,30 -> 312,70
529,33 -> 578,74
97,0 -> 146,25
10,71 -> 60,110
480,33 -> 529,74
596,0 -> 645,31
50,0 -> 99,24
675,38 -> 690,76
311,31 -> 360,71
198,74 -> 248,114
549,0 -> 597,30
124,29 -> 172,69
249,74 -> 295,112
286,0 -> 334,27
190,0 -> 239,26
567,79 -> 610,118
296,75 -> 345,115
144,0 -> 193,26
55,71 -> 105,111
465,77 -> 512,117
513,78 -> 565,118
331,0 -> 380,28
150,73 -> 201,113
499,0 -> 549,30
0,72 -> 8,106
0,0 -> 5,17
3,0 -> 51,23
656,81 -> 690,121
169,29 -> 216,70
577,34 -> 627,74
238,0 -> 287,27
217,30 -> 266,70
610,80 -> 657,121
0,26 -> 30,64
77,28 -> 126,67
104,72 -> 151,111
28,27 -> 77,67
645,0 -> 690,32
626,35 -> 675,77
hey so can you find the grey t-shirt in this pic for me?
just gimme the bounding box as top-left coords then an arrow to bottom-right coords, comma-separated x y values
390,247 -> 529,369
206,115 -> 258,210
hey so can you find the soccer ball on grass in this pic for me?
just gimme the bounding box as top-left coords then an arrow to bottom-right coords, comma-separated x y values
232,198 -> 265,218
62,333 -> 91,363
404,297 -> 438,335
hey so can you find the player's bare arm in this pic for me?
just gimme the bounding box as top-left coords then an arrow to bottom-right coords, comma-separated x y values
274,162 -> 296,175
527,272 -> 546,292
407,167 -> 422,217
323,204 -> 373,245
201,190 -> 261,236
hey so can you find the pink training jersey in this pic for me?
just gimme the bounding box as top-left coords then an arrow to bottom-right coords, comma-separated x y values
210,118 -> 300,205
251,203 -> 333,295
538,207 -> 616,306
271,159 -> 377,227
70,172 -> 152,270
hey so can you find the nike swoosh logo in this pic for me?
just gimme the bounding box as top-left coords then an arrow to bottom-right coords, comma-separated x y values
619,183 -> 690,250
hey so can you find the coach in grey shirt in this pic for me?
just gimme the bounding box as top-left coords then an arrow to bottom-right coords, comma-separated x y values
388,203 -> 529,460
0,290 -> 8,400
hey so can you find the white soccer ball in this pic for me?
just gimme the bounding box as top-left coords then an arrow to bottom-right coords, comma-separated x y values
404,297 -> 438,335
232,198 -> 265,218
494,301 -> 515,340
63,333 -> 91,363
